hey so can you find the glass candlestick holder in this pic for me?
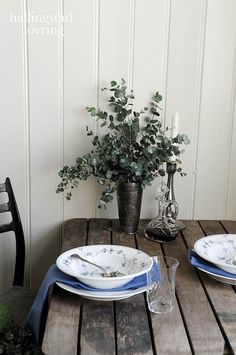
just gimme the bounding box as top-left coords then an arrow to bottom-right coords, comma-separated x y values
144,162 -> 185,243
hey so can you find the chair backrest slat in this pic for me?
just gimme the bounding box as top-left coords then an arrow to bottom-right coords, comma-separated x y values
0,223 -> 13,234
0,178 -> 25,286
0,203 -> 9,214
0,184 -> 6,193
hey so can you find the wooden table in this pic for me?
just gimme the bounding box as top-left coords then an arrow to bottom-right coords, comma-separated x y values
42,219 -> 236,355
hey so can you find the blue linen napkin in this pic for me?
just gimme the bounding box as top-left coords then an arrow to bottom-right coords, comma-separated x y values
188,249 -> 236,278
25,264 -> 147,346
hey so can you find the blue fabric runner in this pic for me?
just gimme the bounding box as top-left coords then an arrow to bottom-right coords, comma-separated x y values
188,249 -> 236,278
25,264 -> 147,346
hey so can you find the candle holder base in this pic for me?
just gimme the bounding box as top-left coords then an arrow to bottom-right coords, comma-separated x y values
144,228 -> 178,243
144,219 -> 185,243
144,162 -> 185,243
175,220 -> 185,232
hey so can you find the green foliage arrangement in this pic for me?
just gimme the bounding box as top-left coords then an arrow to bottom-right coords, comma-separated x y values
0,304 -> 43,355
56,79 -> 189,207
0,324 -> 43,355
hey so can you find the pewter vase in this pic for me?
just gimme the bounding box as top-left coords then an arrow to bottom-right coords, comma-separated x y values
116,182 -> 143,234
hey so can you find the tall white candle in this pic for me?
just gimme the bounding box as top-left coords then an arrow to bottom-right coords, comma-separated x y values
171,111 -> 179,139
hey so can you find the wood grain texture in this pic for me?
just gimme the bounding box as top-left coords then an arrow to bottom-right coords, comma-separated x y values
79,218 -> 115,354
62,218 -> 87,252
87,219 -> 112,245
42,286 -> 81,355
112,220 -> 153,354
137,221 -> 192,355
198,220 -> 226,236
42,218 -> 87,354
182,220 -> 236,354
80,299 -> 115,355
221,220 -> 236,234
112,219 -> 136,247
115,294 -> 153,355
42,219 -> 236,355
165,221 -> 225,355
195,220 -> 236,354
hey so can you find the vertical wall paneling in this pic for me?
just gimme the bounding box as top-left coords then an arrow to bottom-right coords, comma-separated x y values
27,0 -> 61,288
58,0 -> 64,248
0,1 -> 26,290
225,36 -> 236,219
22,0 -> 31,287
97,0 -> 133,218
165,0 -> 205,219
194,0 -> 236,219
63,0 -> 97,221
161,0 -> 171,128
127,0 -> 135,90
93,0 -> 100,218
1,1 -> 236,289
190,0 -> 208,219
133,0 -> 172,218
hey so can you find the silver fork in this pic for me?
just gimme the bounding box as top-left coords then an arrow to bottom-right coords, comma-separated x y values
70,253 -> 126,277
227,256 -> 236,266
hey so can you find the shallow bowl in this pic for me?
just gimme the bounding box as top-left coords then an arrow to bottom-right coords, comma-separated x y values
194,234 -> 236,274
56,244 -> 152,289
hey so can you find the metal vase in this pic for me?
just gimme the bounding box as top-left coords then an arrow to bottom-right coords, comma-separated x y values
117,182 -> 143,234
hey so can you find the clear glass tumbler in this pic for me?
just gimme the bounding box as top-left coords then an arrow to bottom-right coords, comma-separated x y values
146,256 -> 179,314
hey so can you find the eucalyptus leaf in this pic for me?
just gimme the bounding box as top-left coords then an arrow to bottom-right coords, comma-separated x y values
111,80 -> 117,87
56,79 -> 190,207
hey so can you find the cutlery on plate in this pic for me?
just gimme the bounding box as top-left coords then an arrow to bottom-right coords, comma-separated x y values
227,257 -> 236,266
70,253 -> 126,277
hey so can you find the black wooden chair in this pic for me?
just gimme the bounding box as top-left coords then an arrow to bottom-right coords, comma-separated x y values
0,177 -> 36,325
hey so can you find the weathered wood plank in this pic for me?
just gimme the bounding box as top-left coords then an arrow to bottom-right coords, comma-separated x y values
42,286 -> 81,355
112,219 -> 136,247
220,220 -> 236,234
43,219 -> 87,354
42,219 -> 236,355
136,220 -> 192,355
198,220 -> 226,235
115,294 -> 153,355
112,219 -> 153,355
87,218 -> 112,245
196,220 -> 236,354
163,221 -> 225,355
136,220 -> 163,257
79,218 -> 115,355
80,299 -> 115,355
62,218 -> 87,252
112,219 -> 136,248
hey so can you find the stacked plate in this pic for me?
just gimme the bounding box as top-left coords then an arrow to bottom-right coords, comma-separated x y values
56,244 -> 152,301
192,234 -> 236,285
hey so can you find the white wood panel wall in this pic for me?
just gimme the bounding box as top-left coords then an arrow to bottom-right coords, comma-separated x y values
0,0 -> 235,288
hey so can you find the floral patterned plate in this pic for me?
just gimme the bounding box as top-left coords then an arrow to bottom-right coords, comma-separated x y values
56,282 -> 147,301
56,244 -> 152,289
194,234 -> 236,275
196,267 -> 236,286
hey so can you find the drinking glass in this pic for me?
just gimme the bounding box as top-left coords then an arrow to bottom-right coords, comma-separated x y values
146,256 -> 179,314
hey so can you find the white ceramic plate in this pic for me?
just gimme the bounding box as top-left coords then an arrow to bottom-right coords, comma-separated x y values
56,282 -> 146,301
56,245 -> 152,289
196,266 -> 236,286
194,234 -> 236,274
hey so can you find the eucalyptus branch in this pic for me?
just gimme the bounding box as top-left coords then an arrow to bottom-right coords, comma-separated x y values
57,79 -> 190,207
